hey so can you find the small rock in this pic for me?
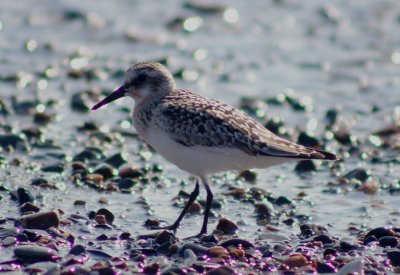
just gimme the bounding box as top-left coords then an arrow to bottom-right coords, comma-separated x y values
93,164 -> 116,179
74,200 -> 86,206
19,211 -> 60,229
119,232 -> 131,240
379,236 -> 398,247
216,218 -> 239,235
69,245 -> 86,256
388,250 -> 400,266
297,132 -> 320,147
85,174 -> 104,184
339,241 -> 360,252
33,112 -> 53,124
187,200 -> 202,214
106,153 -> 127,168
13,188 -> 35,204
313,234 -> 334,244
295,160 -> 316,173
0,134 -> 28,151
95,215 -> 107,225
154,230 -> 175,245
316,262 -> 337,273
283,255 -> 308,268
365,227 -> 393,239
20,202 -> 40,213
179,243 -> 208,257
1,236 -> 17,247
31,178 -> 48,186
118,178 -> 136,189
144,219 -> 161,228
98,197 -> 108,204
254,203 -> 273,220
237,170 -> 257,183
275,196 -> 292,206
207,246 -> 229,259
95,209 -> 114,224
219,238 -> 254,249
14,245 -> 59,261
41,162 -> 64,173
119,165 -> 143,178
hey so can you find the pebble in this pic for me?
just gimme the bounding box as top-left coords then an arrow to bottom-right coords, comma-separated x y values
297,132 -> 320,148
41,162 -> 64,173
14,245 -> 59,261
154,230 -> 175,245
1,236 -> 17,247
95,215 -> 107,225
219,238 -> 254,249
93,164 -> 116,179
295,160 -> 316,173
283,254 -> 308,268
31,178 -> 49,186
365,227 -> 393,239
207,246 -> 229,259
12,188 -> 35,204
387,250 -> 400,266
20,202 -> 40,213
179,243 -> 208,257
19,211 -> 60,230
216,218 -> 239,235
106,153 -> 128,168
0,134 -> 28,151
33,111 -> 53,124
74,200 -> 86,206
119,165 -> 143,178
69,244 -> 86,256
237,170 -> 257,183
316,261 -> 337,273
378,236 -> 398,247
118,178 -> 136,189
254,203 -> 273,220
95,209 -> 114,224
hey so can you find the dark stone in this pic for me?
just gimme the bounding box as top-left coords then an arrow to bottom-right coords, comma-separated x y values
0,134 -> 28,151
216,218 -> 239,235
295,160 -> 316,173
316,262 -> 337,273
31,178 -> 48,186
118,178 -> 136,190
238,170 -> 257,183
275,196 -> 292,206
325,109 -> 338,125
14,245 -> 59,261
69,244 -> 86,256
365,227 -> 392,239
363,236 -> 378,245
33,112 -> 53,124
219,238 -> 254,249
20,202 -> 40,213
254,203 -> 273,220
387,250 -> 400,266
154,230 -> 175,245
16,188 -> 34,204
297,132 -> 320,147
19,211 -> 60,230
313,234 -> 334,244
96,234 -> 109,241
73,147 -> 104,162
86,249 -> 112,260
105,153 -> 127,168
379,236 -> 398,247
95,209 -> 114,224
93,164 -> 116,179
41,162 -> 64,173
323,248 -> 338,257
144,219 -> 161,228
120,232 -> 131,240
339,241 -> 360,252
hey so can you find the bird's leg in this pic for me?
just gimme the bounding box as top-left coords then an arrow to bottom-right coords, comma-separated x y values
153,178 -> 200,231
199,176 -> 213,236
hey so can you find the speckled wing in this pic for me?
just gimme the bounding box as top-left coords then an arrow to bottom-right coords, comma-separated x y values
156,89 -> 336,160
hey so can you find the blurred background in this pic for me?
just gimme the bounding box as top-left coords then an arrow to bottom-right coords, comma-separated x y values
0,0 -> 400,256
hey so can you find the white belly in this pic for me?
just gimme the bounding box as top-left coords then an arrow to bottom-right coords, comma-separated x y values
140,127 -> 292,176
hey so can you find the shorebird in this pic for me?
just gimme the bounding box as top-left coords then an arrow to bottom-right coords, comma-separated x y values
92,62 -> 337,236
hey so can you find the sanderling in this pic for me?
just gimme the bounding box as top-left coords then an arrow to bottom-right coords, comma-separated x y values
92,62 -> 337,236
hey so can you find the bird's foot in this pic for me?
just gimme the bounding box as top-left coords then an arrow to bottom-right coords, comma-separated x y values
183,231 -> 207,240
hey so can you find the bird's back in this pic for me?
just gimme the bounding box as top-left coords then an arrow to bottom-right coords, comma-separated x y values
150,89 -> 336,161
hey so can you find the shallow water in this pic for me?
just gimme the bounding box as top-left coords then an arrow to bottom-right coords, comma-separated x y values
0,0 -> 400,271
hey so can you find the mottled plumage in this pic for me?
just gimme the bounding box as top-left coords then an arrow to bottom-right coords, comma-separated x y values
92,62 -> 337,236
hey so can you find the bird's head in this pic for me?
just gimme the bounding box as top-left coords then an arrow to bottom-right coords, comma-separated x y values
92,62 -> 175,110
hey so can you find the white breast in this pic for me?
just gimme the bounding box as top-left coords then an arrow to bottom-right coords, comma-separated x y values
138,126 -> 292,177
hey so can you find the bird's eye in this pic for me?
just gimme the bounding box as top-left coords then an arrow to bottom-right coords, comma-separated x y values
136,73 -> 147,82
